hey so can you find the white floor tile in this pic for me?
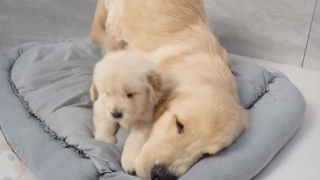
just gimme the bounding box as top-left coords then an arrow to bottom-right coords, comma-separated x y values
0,129 -> 38,180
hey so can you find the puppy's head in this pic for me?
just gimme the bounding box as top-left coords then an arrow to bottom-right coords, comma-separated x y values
135,85 -> 249,180
91,51 -> 162,124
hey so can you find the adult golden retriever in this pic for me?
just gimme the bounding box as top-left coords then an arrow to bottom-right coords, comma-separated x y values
91,0 -> 249,179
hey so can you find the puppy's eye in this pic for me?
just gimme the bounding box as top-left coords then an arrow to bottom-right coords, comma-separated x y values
176,118 -> 184,134
127,93 -> 134,98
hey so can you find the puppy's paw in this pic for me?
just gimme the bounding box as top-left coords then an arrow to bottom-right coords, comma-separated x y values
95,135 -> 117,144
121,155 -> 136,175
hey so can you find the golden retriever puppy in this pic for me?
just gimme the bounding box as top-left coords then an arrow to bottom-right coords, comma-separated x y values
91,0 -> 249,179
90,51 -> 162,174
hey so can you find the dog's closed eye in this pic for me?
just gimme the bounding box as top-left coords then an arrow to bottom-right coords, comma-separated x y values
127,93 -> 135,98
176,117 -> 184,134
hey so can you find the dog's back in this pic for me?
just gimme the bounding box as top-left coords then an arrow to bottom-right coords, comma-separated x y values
93,0 -> 233,85
103,0 -> 207,51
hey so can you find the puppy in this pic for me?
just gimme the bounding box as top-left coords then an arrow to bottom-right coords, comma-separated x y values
90,51 -> 162,174
91,0 -> 249,179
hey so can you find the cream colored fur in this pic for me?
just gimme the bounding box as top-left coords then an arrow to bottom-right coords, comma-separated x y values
91,0 -> 249,178
91,51 -> 162,173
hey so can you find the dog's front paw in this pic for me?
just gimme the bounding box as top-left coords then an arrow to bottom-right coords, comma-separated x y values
135,155 -> 149,179
121,154 -> 136,175
95,135 -> 117,144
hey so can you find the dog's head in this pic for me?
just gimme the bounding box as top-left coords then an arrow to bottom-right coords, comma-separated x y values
90,51 -> 162,125
135,85 -> 249,180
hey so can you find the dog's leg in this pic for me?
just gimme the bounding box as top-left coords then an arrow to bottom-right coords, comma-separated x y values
121,123 -> 152,175
104,35 -> 127,53
94,116 -> 118,144
91,0 -> 126,52
93,100 -> 119,144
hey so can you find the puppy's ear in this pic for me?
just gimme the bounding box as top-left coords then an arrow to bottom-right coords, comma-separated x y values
146,70 -> 162,105
154,91 -> 178,120
90,83 -> 99,102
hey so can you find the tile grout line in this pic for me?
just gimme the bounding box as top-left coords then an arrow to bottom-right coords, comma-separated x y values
302,0 -> 318,68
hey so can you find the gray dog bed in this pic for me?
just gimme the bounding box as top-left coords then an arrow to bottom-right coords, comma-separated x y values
0,38 -> 306,180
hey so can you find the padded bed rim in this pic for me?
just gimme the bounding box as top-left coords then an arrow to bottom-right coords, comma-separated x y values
8,72 -> 89,158
0,39 -> 100,180
5,41 -> 276,163
3,39 -> 90,158
0,39 -> 306,180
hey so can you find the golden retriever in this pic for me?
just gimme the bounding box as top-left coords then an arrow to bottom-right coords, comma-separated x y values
90,51 -> 162,174
91,0 -> 249,179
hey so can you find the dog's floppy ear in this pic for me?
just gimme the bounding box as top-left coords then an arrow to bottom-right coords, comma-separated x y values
90,83 -> 99,102
202,106 -> 249,155
146,70 -> 162,105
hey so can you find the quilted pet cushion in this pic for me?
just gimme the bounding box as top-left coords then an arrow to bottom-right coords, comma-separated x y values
0,38 -> 306,180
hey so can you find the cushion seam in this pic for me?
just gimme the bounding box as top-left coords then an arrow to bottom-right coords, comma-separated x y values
8,71 -> 90,159
3,38 -> 81,61
246,75 -> 276,109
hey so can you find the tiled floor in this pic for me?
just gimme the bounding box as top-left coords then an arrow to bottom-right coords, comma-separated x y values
205,0 -> 317,66
0,0 -> 96,55
0,129 -> 38,180
1,0 -> 320,70
205,0 -> 320,70
304,1 -> 320,70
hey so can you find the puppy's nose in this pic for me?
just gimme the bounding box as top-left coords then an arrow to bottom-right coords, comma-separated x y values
151,164 -> 177,180
111,111 -> 123,119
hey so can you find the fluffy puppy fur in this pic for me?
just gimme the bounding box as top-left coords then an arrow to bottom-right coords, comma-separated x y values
90,51 -> 162,173
91,0 -> 249,179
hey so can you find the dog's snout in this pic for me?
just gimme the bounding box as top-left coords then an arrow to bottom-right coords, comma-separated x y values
111,111 -> 123,119
151,164 -> 177,180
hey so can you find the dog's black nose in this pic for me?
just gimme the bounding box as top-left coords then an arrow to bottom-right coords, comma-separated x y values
151,164 -> 177,180
111,111 -> 123,119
